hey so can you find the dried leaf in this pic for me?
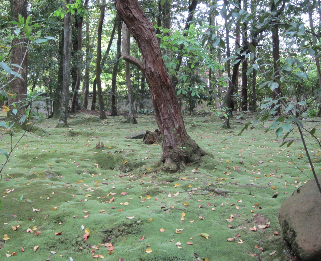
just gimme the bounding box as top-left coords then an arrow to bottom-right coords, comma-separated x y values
127,216 -> 135,219
227,237 -> 235,242
160,228 -> 165,232
145,248 -> 153,253
55,232 -> 63,235
3,234 -> 10,240
186,241 -> 193,245
200,233 -> 209,239
34,246 -> 39,252
85,228 -> 90,235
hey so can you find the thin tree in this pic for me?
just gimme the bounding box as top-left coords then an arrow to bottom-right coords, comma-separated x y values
57,0 -> 72,127
122,22 -> 137,124
95,0 -> 106,119
110,17 -> 122,116
115,0 -> 205,170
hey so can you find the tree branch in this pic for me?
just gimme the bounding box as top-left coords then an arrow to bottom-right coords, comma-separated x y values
121,22 -> 144,71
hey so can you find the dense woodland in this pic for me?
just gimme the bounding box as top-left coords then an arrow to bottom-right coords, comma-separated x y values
1,0 -> 321,169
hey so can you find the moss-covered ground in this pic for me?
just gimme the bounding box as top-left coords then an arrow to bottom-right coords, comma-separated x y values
0,112 -> 320,260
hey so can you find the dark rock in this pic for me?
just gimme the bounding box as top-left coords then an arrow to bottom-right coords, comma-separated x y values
279,175 -> 321,261
125,131 -> 147,139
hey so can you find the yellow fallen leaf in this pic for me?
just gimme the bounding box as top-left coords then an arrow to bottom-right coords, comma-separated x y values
34,246 -> 39,252
146,248 -> 153,253
146,195 -> 151,199
85,194 -> 91,197
184,202 -> 189,206
160,228 -> 165,232
271,186 -> 276,190
85,228 -> 90,235
200,233 -> 209,239
3,234 -> 10,240
148,218 -> 153,221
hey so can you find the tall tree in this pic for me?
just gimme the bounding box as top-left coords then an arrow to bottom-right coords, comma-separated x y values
110,17 -> 122,116
58,0 -> 72,127
8,0 -> 28,120
71,0 -> 88,113
95,0 -> 107,119
122,22 -> 137,124
82,5 -> 91,110
271,0 -> 283,115
241,0 -> 248,111
115,0 -> 205,170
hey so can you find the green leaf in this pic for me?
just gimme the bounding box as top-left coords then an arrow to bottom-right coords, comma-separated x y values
253,64 -> 259,70
282,123 -> 291,132
0,149 -> 8,158
12,109 -> 17,115
0,62 -> 12,74
270,82 -> 279,91
276,116 -> 286,122
310,128 -> 316,135
296,72 -> 308,79
276,127 -> 283,137
19,195 -> 24,201
287,140 -> 294,147
308,48 -> 315,56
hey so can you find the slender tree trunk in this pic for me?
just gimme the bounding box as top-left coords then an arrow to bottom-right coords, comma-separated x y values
71,0 -> 88,113
101,14 -> 120,70
111,18 -> 122,116
241,0 -> 248,111
91,78 -> 96,111
8,0 -> 28,120
57,0 -> 71,127
115,0 -> 205,170
96,2 -> 106,119
53,29 -> 64,119
82,9 -> 90,110
122,22 -> 137,124
271,2 -> 282,115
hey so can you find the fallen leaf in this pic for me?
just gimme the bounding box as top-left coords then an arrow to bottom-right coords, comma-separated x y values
3,234 -> 10,240
11,225 -> 20,231
20,247 -> 24,252
146,248 -> 153,253
227,237 -> 235,242
55,232 -> 63,235
36,231 -> 41,236
200,233 -> 209,239
120,192 -> 127,195
83,233 -> 89,241
160,228 -> 165,232
34,246 -> 39,252
270,251 -> 277,255
85,228 -> 90,235
127,216 -> 135,219
249,226 -> 257,232
186,241 -> 193,245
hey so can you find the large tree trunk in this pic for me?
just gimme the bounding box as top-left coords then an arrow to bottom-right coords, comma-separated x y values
8,0 -> 28,120
115,0 -> 205,170
122,22 -> 137,124
95,2 -> 106,119
57,1 -> 71,127
110,18 -> 122,116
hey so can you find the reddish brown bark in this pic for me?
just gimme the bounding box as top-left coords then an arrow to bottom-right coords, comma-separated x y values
115,0 -> 205,170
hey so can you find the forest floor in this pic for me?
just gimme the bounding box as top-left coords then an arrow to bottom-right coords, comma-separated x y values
0,111 -> 320,261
